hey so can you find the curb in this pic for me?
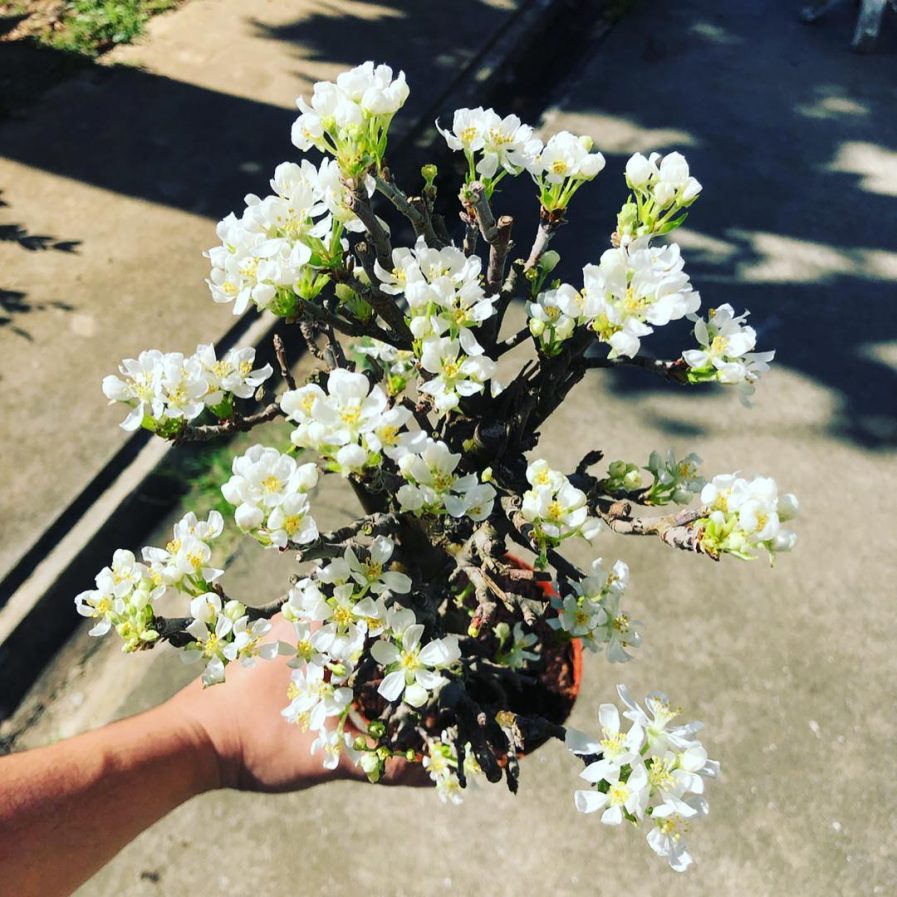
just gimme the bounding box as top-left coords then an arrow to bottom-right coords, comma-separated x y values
0,0 -> 616,724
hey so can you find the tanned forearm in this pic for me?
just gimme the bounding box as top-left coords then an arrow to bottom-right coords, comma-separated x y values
0,702 -> 220,897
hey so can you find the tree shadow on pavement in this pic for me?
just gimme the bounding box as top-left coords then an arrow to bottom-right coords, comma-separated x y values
0,190 -> 79,340
519,0 -> 897,450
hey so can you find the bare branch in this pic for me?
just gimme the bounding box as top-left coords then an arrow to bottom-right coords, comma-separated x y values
374,173 -> 442,246
467,182 -> 499,241
584,354 -> 690,384
463,183 -> 514,291
595,503 -> 715,557
347,180 -> 393,269
294,513 -> 401,563
524,209 -> 565,271
175,402 -> 283,443
400,396 -> 432,431
496,326 -> 531,357
461,212 -> 479,257
487,215 -> 513,294
273,332 -> 296,390
289,298 -> 369,339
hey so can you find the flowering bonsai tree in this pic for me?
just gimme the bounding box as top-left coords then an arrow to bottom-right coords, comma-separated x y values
77,62 -> 798,871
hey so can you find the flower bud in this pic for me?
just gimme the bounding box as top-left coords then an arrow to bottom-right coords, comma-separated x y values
421,163 -> 438,187
625,152 -> 654,188
778,493 -> 799,522
578,152 -> 606,179
223,599 -> 245,621
540,250 -> 561,273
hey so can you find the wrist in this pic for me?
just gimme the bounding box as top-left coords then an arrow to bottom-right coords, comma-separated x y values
158,694 -> 232,793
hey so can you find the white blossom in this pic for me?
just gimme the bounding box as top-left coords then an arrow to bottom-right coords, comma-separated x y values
645,449 -> 704,505
618,151 -> 702,244
569,686 -> 718,871
221,444 -> 319,547
374,236 -> 497,356
418,336 -> 499,413
282,661 -> 353,731
141,509 -> 225,589
194,343 -> 273,404
583,241 -> 700,359
683,304 -> 775,403
521,459 -> 603,547
372,620 -> 461,708
549,558 -> 638,661
698,473 -> 798,561
528,284 -> 582,352
104,344 -> 274,433
181,597 -> 256,688
527,131 -> 605,211
422,732 -> 483,804
291,62 -> 408,173
438,107 -> 537,183
310,727 -> 357,770
281,368 -> 396,473
74,549 -> 164,651
396,438 -> 496,521
103,349 -> 206,433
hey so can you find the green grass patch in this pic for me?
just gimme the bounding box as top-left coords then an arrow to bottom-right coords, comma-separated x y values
49,0 -> 179,55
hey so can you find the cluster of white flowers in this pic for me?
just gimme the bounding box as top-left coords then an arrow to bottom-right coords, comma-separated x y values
549,559 -> 638,661
141,510 -> 225,592
438,110 -> 604,211
291,61 -> 409,174
286,536 -> 411,666
423,732 -> 484,804
281,368 -> 411,475
583,241 -> 701,359
183,593 -> 278,687
76,510 -> 227,653
280,538 -> 414,768
206,159 -> 364,316
221,444 -> 319,547
699,473 -> 798,561
75,549 -> 164,651
521,459 -> 602,555
567,686 -> 719,872
102,344 -> 273,433
438,106 -> 536,190
527,131 -> 606,212
527,283 -> 587,355
397,437 -> 496,521
617,151 -> 703,243
374,237 -> 501,413
684,304 -> 775,402
280,538 -> 462,772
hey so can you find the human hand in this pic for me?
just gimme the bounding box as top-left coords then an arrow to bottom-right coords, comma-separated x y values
167,614 -> 430,793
